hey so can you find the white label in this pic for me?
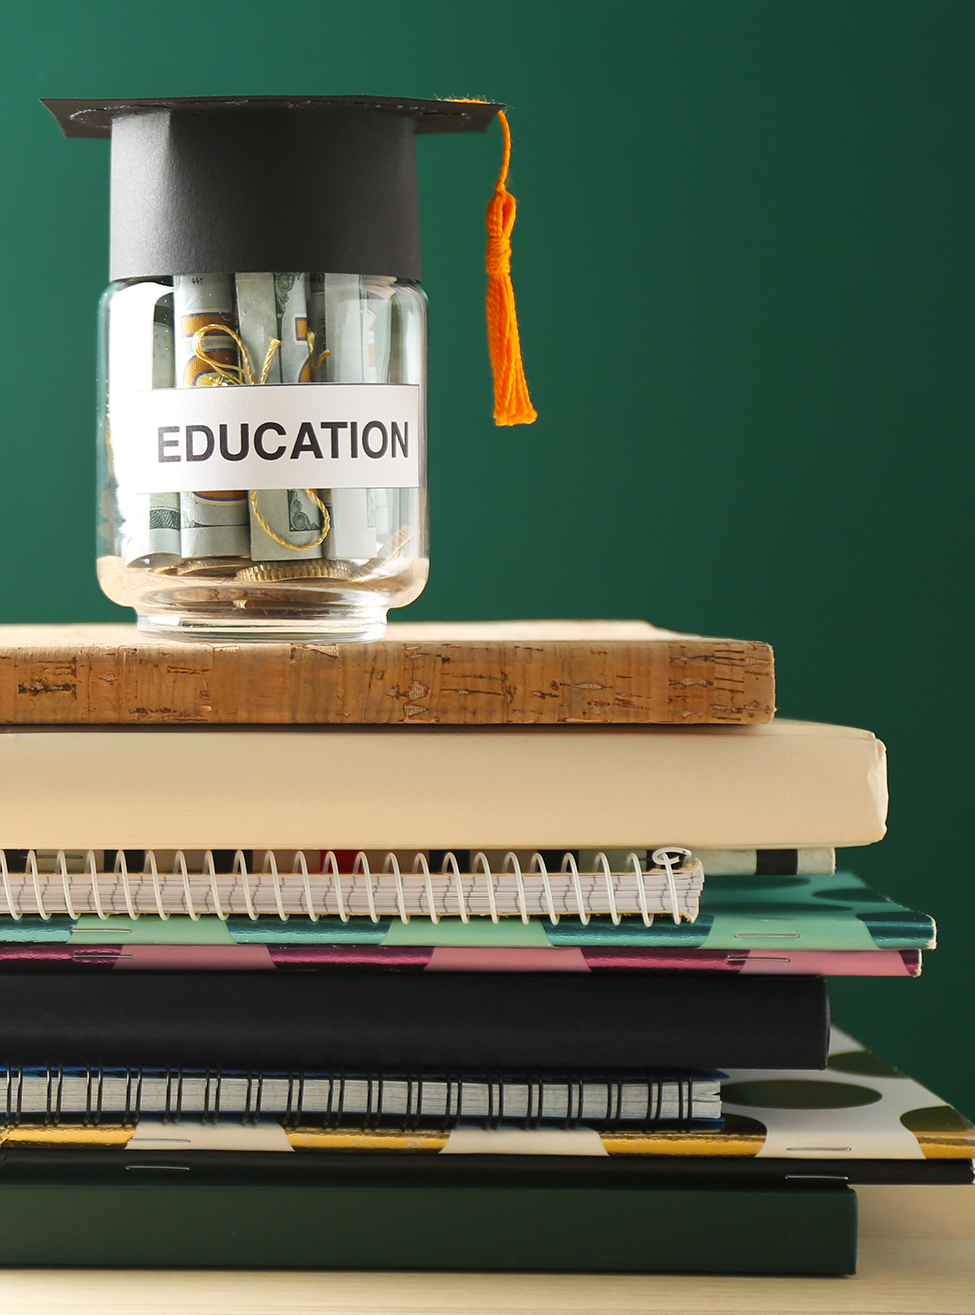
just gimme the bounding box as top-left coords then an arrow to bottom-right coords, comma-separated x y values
135,383 -> 420,493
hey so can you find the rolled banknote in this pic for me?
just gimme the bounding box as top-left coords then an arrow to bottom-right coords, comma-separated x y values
173,274 -> 250,561
174,273 -> 239,387
146,297 -> 181,560
306,274 -> 336,569
275,272 -> 313,384
321,273 -> 381,561
385,281 -> 426,551
235,272 -> 282,385
180,490 -> 253,560
308,273 -> 329,385
361,279 -> 398,544
109,281 -> 183,568
243,272 -> 324,562
248,487 -> 325,562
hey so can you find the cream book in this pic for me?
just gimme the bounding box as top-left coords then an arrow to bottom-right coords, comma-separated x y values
0,720 -> 886,849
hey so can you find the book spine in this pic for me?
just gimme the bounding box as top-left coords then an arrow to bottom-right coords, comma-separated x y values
0,971 -> 831,1070
0,1179 -> 858,1273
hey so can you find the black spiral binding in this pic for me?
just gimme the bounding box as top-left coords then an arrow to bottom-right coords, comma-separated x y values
0,1067 -> 704,1134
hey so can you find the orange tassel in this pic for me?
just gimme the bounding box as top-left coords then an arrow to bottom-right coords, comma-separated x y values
485,111 -> 537,425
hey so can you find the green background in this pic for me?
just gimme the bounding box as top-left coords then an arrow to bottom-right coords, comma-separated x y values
0,3 -> 972,1110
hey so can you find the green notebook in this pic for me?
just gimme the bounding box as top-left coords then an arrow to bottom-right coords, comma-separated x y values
0,1178 -> 858,1274
0,870 -> 935,951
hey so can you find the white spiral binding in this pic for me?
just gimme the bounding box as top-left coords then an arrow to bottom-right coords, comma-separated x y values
385,852 -> 407,924
595,852 -> 620,926
204,851 -> 227,922
236,848 -> 257,922
0,848 -> 699,923
412,852 -> 438,924
174,851 -> 198,921
263,851 -> 288,923
652,847 -> 692,924
0,852 -> 20,922
322,851 -> 347,923
354,851 -> 378,924
294,850 -> 317,922
630,851 -> 652,927
503,852 -> 529,925
27,851 -> 49,922
562,851 -> 589,927
532,852 -> 559,925
144,849 -> 168,921
116,850 -> 138,922
472,852 -> 497,923
58,850 -> 78,921
442,851 -> 467,924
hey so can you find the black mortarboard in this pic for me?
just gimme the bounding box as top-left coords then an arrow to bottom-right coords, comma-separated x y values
41,95 -> 502,283
44,93 -> 535,426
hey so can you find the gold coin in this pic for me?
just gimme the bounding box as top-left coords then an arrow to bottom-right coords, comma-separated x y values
235,559 -> 353,583
175,557 -> 250,576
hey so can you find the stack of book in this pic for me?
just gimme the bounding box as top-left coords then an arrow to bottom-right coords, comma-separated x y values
0,621 -> 969,1274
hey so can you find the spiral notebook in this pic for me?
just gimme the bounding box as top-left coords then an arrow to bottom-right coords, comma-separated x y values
0,848 -> 704,923
2,1031 -> 969,1171
0,1066 -> 722,1137
0,866 -> 935,973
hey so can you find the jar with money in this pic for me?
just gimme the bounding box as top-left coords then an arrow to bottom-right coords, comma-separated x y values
95,268 -> 427,641
46,95 -> 535,641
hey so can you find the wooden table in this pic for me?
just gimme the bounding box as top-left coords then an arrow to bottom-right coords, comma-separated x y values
0,1184 -> 970,1315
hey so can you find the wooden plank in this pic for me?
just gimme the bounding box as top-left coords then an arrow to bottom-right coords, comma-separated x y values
0,1184 -> 969,1314
0,621 -> 774,726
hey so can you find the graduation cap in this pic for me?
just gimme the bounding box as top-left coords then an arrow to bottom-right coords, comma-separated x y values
43,94 -> 535,425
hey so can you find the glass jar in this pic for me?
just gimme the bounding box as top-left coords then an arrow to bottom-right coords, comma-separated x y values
97,271 -> 427,641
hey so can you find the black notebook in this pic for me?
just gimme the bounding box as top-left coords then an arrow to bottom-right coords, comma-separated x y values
0,970 -> 829,1069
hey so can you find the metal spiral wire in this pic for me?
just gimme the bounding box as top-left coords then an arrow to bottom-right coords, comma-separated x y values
0,848 -> 697,924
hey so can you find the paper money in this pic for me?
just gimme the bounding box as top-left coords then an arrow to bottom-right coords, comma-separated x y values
305,275 -> 336,572
240,272 -> 324,561
308,274 -> 329,384
386,283 -> 426,544
180,491 -> 252,560
146,492 -> 181,557
109,281 -> 184,568
146,297 -> 182,560
311,275 -> 416,564
173,274 -> 250,561
173,273 -> 238,387
235,273 -> 282,385
320,274 -> 380,560
274,272 -> 313,383
248,487 -> 325,562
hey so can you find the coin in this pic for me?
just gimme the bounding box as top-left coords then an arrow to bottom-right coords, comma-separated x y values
235,559 -> 353,583
175,557 -> 251,576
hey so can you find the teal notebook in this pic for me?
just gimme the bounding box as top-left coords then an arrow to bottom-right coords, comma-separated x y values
0,869 -> 935,951
0,1178 -> 858,1274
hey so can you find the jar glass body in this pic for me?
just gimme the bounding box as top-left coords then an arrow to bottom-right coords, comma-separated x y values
97,273 -> 428,641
